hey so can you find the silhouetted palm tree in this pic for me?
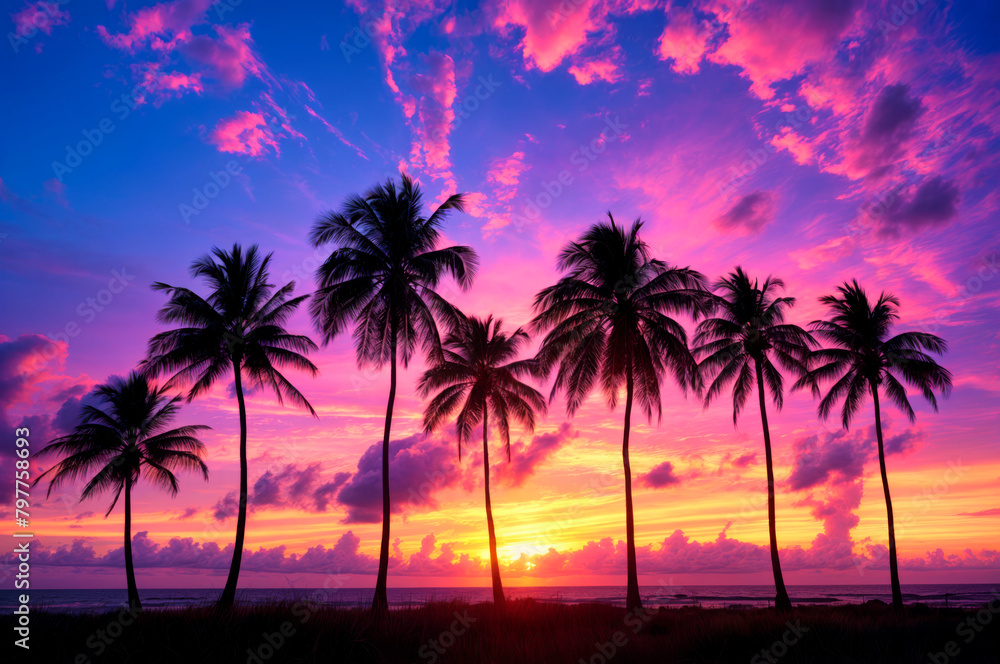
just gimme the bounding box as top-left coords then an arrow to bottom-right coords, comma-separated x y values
141,244 -> 318,608
693,267 -> 815,612
531,214 -> 707,611
34,372 -> 209,611
309,174 -> 478,615
419,314 -> 546,605
800,280 -> 952,611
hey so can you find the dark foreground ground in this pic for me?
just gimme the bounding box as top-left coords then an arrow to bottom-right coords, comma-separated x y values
7,600 -> 1000,663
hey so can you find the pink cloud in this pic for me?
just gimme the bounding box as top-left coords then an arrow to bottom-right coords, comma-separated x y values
657,5 -> 712,74
639,461 -> 682,489
492,0 -> 602,72
713,190 -> 775,234
11,1 -> 69,37
770,129 -> 814,165
96,0 -> 214,53
409,50 -> 457,171
493,423 -> 577,488
708,0 -> 859,99
567,57 -> 622,85
180,23 -> 265,89
207,110 -> 278,157
487,150 -> 527,190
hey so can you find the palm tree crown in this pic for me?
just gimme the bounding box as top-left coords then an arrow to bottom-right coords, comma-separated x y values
35,372 -> 210,509
34,372 -> 209,610
309,173 -> 479,366
419,314 -> 547,459
419,314 -> 546,604
142,243 -> 318,411
532,214 -> 707,413
802,279 -> 953,428
694,267 -> 815,421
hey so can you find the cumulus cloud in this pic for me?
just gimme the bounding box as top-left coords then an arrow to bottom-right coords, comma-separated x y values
876,175 -> 960,238
708,0 -> 859,99
657,5 -> 712,75
567,57 -> 622,85
713,190 -> 775,234
843,83 -> 925,180
207,110 -> 278,157
11,1 -> 70,38
212,463 -> 351,521
639,461 -> 681,488
336,430 -> 465,523
493,423 -> 577,488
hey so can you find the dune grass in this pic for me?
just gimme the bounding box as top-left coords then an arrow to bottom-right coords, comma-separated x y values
10,599 -> 999,663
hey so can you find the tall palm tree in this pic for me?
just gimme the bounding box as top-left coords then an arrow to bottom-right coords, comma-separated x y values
309,174 -> 478,615
800,280 -> 952,611
141,244 -> 318,608
418,314 -> 546,605
693,267 -> 815,612
530,214 -> 707,611
33,372 -> 209,611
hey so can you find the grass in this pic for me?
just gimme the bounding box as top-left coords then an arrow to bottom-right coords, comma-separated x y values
8,599 -> 999,663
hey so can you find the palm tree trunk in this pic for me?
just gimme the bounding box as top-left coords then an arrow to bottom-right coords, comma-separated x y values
123,475 -> 141,612
219,360 -> 248,608
372,336 -> 397,617
483,413 -> 505,605
623,365 -> 642,611
755,360 -> 792,612
872,386 -> 903,611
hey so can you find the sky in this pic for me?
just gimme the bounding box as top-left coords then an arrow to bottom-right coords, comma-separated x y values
1,0 -> 998,592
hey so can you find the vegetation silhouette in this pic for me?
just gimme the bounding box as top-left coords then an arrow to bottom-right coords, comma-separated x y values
419,314 -> 547,605
800,280 -> 952,611
34,372 -> 209,611
530,214 -> 708,611
141,244 -> 318,608
693,267 -> 816,612
309,174 -> 479,615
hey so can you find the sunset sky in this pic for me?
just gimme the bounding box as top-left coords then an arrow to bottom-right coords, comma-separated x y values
1,0 -> 998,592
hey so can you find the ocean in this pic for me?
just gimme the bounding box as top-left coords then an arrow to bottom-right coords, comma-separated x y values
3,584 -> 996,613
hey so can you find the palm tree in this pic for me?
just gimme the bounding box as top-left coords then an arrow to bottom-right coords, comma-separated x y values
693,267 -> 815,612
418,314 -> 546,605
531,214 -> 707,611
141,244 -> 318,608
33,372 -> 209,611
309,174 -> 478,614
800,280 -> 952,610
